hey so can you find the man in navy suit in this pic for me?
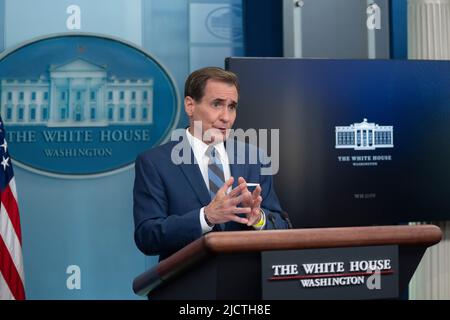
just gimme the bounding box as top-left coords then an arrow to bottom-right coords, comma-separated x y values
133,67 -> 288,260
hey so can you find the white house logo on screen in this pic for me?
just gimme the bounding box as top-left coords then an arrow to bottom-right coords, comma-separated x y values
335,118 -> 393,151
0,34 -> 179,178
206,6 -> 243,41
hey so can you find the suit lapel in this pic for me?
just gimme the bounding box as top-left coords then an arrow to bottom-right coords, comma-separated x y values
178,147 -> 211,207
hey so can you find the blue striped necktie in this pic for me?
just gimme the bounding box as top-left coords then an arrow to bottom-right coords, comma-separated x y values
206,145 -> 225,200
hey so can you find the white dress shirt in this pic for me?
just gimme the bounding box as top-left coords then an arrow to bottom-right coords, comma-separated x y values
185,128 -> 265,233
186,128 -> 230,233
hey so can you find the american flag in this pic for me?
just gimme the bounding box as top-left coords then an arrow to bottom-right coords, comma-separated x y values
0,116 -> 25,300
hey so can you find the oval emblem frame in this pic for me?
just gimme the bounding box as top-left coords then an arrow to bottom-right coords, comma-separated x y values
205,6 -> 243,41
0,33 -> 180,179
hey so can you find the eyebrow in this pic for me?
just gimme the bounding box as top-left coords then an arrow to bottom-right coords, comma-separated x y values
212,98 -> 238,106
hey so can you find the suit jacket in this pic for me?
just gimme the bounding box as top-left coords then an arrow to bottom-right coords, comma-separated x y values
133,134 -> 288,260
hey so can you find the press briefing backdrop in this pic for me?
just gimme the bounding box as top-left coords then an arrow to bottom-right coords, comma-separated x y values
0,0 -> 244,299
228,57 -> 450,228
0,0 -> 399,299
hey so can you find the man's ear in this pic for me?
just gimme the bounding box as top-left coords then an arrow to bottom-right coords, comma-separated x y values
184,96 -> 195,117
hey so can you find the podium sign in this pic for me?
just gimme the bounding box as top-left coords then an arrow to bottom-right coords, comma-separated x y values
262,246 -> 398,300
133,226 -> 441,300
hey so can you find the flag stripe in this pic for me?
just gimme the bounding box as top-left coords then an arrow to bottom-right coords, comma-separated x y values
8,177 -> 18,202
1,183 -> 22,243
0,235 -> 25,300
0,116 -> 25,300
0,271 -> 14,300
0,205 -> 25,282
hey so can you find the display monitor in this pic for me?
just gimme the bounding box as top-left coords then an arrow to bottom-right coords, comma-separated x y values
227,57 -> 450,228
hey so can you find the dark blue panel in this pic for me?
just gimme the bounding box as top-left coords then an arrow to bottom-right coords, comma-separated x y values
390,0 -> 407,59
0,0 -> 4,52
243,0 -> 282,57
229,57 -> 450,227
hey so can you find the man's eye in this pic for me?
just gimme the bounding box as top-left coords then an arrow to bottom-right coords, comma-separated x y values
213,102 -> 221,107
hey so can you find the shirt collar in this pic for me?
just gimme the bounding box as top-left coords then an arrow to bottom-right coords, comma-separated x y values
185,128 -> 226,161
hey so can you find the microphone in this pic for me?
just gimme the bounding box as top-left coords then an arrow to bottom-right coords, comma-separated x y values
267,213 -> 278,230
280,211 -> 293,229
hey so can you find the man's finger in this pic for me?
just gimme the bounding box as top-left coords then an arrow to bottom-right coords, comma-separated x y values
253,195 -> 262,207
227,214 -> 249,225
218,177 -> 234,194
232,206 -> 251,215
247,215 -> 260,226
238,177 -> 247,185
228,181 -> 247,197
238,177 -> 251,194
247,207 -> 263,226
252,185 -> 262,200
229,193 -> 250,206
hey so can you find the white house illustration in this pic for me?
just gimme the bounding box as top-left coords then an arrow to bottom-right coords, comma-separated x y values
335,118 -> 393,150
0,58 -> 153,127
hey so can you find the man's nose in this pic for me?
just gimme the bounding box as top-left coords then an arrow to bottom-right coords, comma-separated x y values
219,108 -> 231,122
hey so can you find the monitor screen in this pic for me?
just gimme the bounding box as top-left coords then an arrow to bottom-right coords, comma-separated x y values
227,58 -> 450,228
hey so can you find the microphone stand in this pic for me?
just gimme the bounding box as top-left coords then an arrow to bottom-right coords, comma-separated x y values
281,211 -> 293,229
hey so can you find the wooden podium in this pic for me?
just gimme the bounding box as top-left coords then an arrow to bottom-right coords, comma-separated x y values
133,225 -> 442,300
